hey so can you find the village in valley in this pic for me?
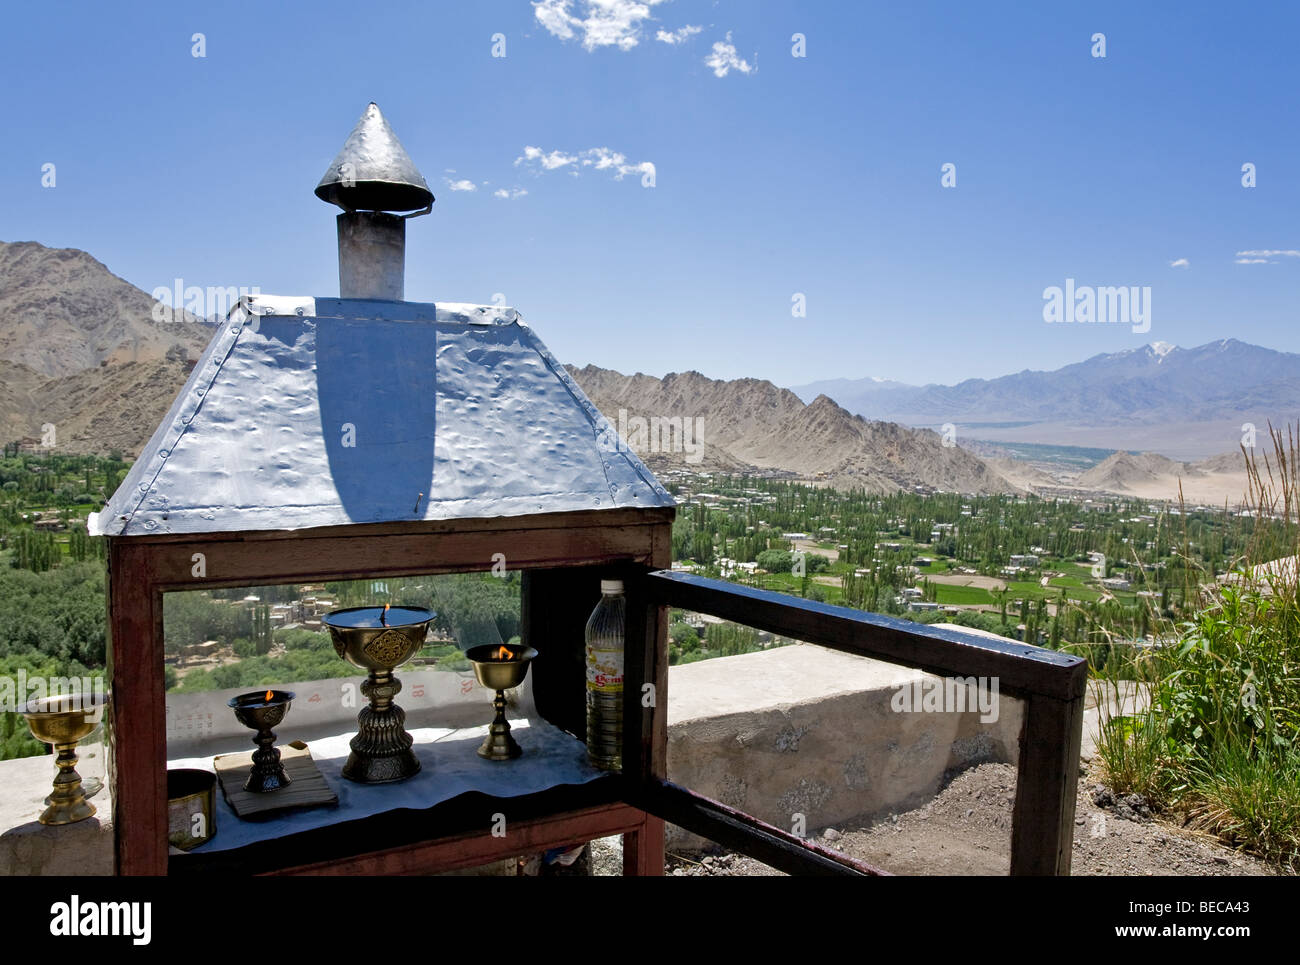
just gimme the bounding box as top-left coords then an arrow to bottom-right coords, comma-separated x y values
655,469 -> 1256,666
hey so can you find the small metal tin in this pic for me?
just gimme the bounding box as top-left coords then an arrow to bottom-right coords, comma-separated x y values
167,769 -> 217,851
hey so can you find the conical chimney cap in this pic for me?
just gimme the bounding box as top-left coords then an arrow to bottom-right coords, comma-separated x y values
315,102 -> 434,213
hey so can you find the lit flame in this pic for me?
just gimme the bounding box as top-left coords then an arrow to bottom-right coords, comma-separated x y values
381,604 -> 390,626
264,690 -> 274,702
494,646 -> 514,661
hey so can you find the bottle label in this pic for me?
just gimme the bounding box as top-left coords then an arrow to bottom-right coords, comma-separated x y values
586,647 -> 624,692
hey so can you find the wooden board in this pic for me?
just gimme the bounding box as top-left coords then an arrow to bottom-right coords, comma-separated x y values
214,743 -> 338,819
168,777 -> 628,874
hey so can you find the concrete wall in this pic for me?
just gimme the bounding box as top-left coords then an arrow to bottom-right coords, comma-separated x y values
0,754 -> 113,876
665,644 -> 1023,847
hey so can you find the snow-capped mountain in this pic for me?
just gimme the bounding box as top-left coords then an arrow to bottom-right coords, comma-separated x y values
791,339 -> 1300,430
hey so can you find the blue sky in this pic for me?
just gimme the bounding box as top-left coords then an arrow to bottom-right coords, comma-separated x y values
2,1 -> 1297,387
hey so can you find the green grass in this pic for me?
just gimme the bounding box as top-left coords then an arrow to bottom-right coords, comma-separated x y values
932,583 -> 994,606
1093,426 -> 1300,870
1006,580 -> 1056,601
1093,709 -> 1172,803
753,571 -> 846,604
1187,742 -> 1300,868
1008,578 -> 1105,604
1056,562 -> 1099,581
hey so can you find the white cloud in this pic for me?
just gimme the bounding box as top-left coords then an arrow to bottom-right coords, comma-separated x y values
1235,249 -> 1300,259
1168,258 -> 1189,268
533,0 -> 577,42
582,146 -> 631,174
517,145 -> 653,182
533,0 -> 666,52
656,24 -> 702,45
445,179 -> 477,192
705,31 -> 755,77
493,188 -> 529,200
1235,258 -> 1270,264
516,145 -> 579,171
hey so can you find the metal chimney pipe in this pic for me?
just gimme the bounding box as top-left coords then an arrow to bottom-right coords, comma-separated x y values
314,103 -> 434,302
337,212 -> 405,300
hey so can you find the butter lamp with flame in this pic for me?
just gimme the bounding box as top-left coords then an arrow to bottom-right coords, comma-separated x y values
324,603 -> 433,783
228,689 -> 295,792
466,644 -> 538,760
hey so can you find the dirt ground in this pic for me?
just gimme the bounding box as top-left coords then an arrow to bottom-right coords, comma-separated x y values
925,572 -> 1008,592
648,762 -> 1281,877
793,539 -> 840,563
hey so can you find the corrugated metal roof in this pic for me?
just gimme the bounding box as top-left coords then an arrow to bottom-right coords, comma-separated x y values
91,295 -> 674,537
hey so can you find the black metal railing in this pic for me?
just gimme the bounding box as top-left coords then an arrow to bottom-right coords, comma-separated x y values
624,570 -> 1088,876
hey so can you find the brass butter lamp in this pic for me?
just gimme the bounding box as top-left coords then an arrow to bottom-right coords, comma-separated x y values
466,644 -> 538,760
324,605 -> 433,783
22,693 -> 109,826
228,690 -> 295,792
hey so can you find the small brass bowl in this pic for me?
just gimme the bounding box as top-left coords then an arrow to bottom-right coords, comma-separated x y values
227,691 -> 295,793
324,606 -> 432,672
22,692 -> 109,826
229,691 -> 292,731
167,769 -> 217,851
23,693 -> 105,746
466,645 -> 538,691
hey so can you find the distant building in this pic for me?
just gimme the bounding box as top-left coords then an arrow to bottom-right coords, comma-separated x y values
717,557 -> 758,577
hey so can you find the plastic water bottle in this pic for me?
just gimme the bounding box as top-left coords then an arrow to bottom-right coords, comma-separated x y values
585,579 -> 625,771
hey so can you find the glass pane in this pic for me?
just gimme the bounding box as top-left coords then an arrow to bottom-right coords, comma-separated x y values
665,628 -> 1023,874
160,570 -> 608,858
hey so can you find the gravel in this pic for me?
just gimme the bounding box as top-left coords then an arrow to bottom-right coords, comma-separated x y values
660,762 -> 1281,877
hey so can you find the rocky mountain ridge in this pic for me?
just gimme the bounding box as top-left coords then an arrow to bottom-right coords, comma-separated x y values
568,364 -> 1014,494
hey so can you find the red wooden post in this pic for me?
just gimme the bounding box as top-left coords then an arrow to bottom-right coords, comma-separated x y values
622,814 -> 665,876
106,541 -> 168,874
